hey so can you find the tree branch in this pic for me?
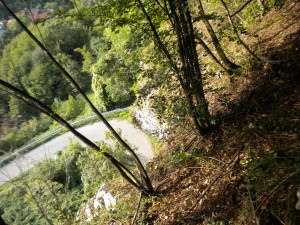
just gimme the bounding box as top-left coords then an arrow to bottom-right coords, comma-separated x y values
220,0 -> 280,64
0,0 -> 153,193
195,37 -> 228,72
230,0 -> 253,17
0,78 -> 146,193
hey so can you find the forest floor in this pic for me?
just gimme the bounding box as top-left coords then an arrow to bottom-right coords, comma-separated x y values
103,1 -> 300,224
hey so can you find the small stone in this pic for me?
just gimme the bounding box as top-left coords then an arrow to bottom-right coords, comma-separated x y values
296,189 -> 300,210
296,201 -> 300,210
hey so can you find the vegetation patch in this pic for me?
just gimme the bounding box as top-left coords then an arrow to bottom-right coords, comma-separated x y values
0,0 -> 299,224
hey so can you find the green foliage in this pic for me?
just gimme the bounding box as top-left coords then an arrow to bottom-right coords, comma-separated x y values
82,25 -> 140,111
77,131 -> 136,197
0,143 -> 84,224
0,170 -> 82,225
44,2 -> 59,10
26,62 -> 69,104
0,17 -> 93,152
55,53 -> 92,92
169,148 -> 200,166
266,0 -> 285,8
0,183 -> 39,225
0,129 -> 140,224
8,97 -> 38,120
54,142 -> 84,188
135,42 -> 189,126
0,91 -> 9,115
0,19 -> 90,101
104,109 -> 131,122
43,20 -> 88,58
95,191 -> 138,224
0,114 -> 52,153
52,95 -> 86,121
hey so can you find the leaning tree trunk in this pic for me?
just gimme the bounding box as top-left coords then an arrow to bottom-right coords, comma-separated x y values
168,0 -> 212,134
137,0 -> 212,135
198,0 -> 239,71
195,35 -> 229,72
0,0 -> 153,194
0,79 -> 154,195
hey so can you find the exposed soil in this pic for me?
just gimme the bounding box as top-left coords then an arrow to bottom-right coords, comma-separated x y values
99,1 -> 299,224
140,1 -> 300,224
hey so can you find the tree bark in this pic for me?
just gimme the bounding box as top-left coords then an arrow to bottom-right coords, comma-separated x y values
0,78 -> 153,194
195,36 -> 229,72
0,0 -> 153,193
198,0 -> 239,71
168,0 -> 212,133
137,0 -> 212,135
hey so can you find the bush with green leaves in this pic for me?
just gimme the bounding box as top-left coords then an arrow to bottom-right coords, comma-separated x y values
77,25 -> 139,111
0,130 -> 139,224
0,143 -> 84,224
0,114 -> 52,153
77,130 -> 136,197
0,163 -> 83,225
52,95 -> 86,122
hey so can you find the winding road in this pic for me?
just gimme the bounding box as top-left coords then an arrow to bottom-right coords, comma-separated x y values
0,120 -> 153,185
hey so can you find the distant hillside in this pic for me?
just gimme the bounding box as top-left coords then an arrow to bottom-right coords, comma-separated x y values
0,0 -> 72,20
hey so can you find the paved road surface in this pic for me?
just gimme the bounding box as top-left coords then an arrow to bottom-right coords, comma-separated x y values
0,120 -> 153,185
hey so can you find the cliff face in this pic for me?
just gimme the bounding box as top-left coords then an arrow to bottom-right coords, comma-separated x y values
131,98 -> 168,139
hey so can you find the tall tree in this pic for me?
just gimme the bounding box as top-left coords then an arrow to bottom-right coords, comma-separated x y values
0,0 -> 153,194
137,0 -> 212,134
197,0 -> 239,71
0,78 -> 153,194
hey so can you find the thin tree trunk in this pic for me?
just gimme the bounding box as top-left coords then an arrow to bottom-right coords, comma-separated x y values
195,36 -> 229,72
230,0 -> 253,17
137,0 -> 212,135
0,79 -> 153,194
169,0 -> 212,133
0,0 -> 153,193
198,0 -> 239,71
220,0 -> 280,64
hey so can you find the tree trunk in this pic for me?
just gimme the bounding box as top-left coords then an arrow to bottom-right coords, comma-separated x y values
137,0 -> 212,135
0,79 -> 154,195
195,36 -> 229,72
198,0 -> 239,71
168,0 -> 212,134
0,0 -> 153,193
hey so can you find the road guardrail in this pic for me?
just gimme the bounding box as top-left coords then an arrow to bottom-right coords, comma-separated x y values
0,107 -> 129,167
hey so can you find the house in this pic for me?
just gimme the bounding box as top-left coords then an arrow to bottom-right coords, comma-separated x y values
8,9 -> 51,22
24,8 -> 51,21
